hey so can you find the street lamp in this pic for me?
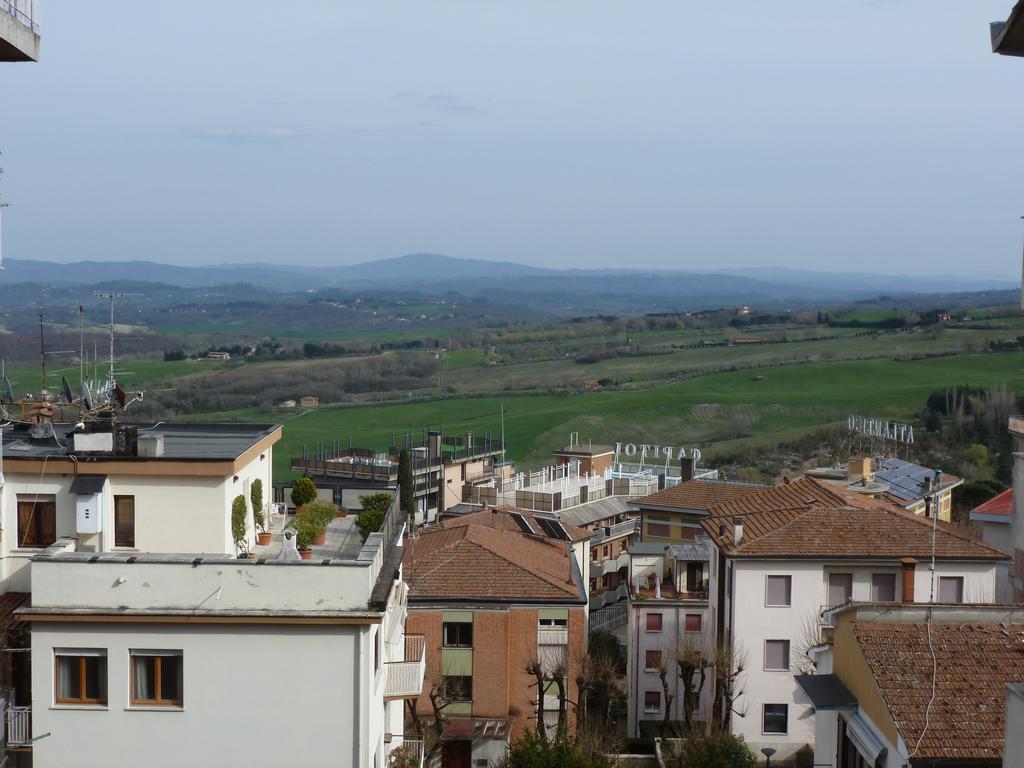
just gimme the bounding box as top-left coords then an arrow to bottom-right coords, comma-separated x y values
761,747 -> 777,767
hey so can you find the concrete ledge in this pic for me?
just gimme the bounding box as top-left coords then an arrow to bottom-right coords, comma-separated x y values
0,10 -> 40,61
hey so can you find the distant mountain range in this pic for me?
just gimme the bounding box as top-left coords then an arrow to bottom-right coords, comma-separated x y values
0,254 -> 1017,309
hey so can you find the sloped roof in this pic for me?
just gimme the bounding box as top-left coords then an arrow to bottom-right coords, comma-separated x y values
969,488 -> 1013,522
634,479 -> 765,511
441,507 -> 589,542
853,621 -> 1024,761
707,477 -> 845,516
558,495 -> 633,528
702,504 -> 1007,560
403,524 -> 584,602
874,458 -> 961,504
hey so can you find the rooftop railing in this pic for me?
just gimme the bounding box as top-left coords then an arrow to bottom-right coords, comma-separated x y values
1,0 -> 40,32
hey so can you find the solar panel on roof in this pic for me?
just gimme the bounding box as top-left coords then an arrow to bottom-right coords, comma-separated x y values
510,512 -> 536,535
534,516 -> 570,541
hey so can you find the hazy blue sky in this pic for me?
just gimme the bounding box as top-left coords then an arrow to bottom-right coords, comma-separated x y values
1,1 -> 1022,274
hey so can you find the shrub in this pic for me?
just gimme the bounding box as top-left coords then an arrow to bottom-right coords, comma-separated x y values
250,479 -> 265,532
231,495 -> 248,554
291,514 -> 320,551
291,477 -> 317,508
492,730 -> 614,768
356,493 -> 392,543
301,500 -> 338,532
672,730 -> 756,768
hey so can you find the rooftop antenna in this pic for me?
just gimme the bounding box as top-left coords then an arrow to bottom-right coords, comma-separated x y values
93,291 -> 142,393
79,305 -> 85,386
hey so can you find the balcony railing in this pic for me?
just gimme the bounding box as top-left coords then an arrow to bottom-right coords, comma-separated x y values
389,738 -> 425,767
6,706 -> 30,746
1,0 -> 40,32
384,634 -> 426,700
590,519 -> 639,545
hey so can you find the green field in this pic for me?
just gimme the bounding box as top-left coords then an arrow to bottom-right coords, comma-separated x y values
244,352 -> 1024,481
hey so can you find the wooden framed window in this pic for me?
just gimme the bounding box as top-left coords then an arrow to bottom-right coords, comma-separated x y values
55,650 -> 107,705
684,613 -> 702,633
17,494 -> 57,548
114,495 -> 136,548
646,613 -> 663,632
130,651 -> 183,707
644,650 -> 661,671
647,515 -> 671,538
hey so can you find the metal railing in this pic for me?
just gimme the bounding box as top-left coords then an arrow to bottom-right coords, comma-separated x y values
384,634 -> 426,700
6,706 -> 30,746
589,602 -> 627,632
389,738 -> 425,767
1,0 -> 40,32
590,519 -> 639,545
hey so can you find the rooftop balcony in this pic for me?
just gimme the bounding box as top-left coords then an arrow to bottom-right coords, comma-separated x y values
1,0 -> 40,62
384,634 -> 426,700
590,519 -> 639,545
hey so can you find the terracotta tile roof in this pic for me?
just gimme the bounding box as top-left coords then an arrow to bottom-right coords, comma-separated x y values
707,477 -> 846,516
0,592 -> 30,632
403,524 -> 584,602
852,621 -> 1024,761
634,479 -> 765,511
970,488 -> 1013,521
442,507 -> 590,542
702,503 -> 1008,560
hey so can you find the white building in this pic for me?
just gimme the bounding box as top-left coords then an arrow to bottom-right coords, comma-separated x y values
702,478 -> 1008,761
0,420 -> 423,767
0,421 -> 279,592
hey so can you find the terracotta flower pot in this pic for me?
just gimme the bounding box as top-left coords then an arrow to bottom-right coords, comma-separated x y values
298,549 -> 313,560
312,530 -> 327,546
256,532 -> 272,547
295,505 -> 304,516
336,508 -> 347,518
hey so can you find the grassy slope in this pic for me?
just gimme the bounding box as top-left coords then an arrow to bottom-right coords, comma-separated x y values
257,352 -> 1024,481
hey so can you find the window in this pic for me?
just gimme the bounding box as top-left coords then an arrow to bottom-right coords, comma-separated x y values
684,614 -> 702,633
939,576 -> 964,603
619,539 -> 627,554
17,494 -> 56,548
871,573 -> 897,602
647,514 -> 671,538
591,547 -> 598,561
443,621 -> 473,648
686,562 -> 704,592
114,495 -> 136,548
603,545 -> 609,558
646,613 -> 663,632
764,640 -> 790,671
130,651 -> 183,707
765,575 -> 792,607
441,675 -> 472,702
539,617 -> 568,628
828,573 -> 853,607
644,691 -> 661,713
763,703 -> 788,734
644,650 -> 662,671
55,651 -> 107,705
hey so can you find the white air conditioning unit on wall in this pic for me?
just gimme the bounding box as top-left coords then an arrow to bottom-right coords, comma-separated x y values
76,493 -> 104,535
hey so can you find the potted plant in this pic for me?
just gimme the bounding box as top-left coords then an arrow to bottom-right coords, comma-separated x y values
251,479 -> 271,546
290,477 -> 317,515
293,516 -> 318,560
300,500 -> 336,546
231,494 -> 252,559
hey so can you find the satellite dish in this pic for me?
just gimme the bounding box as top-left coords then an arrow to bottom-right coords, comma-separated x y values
61,376 -> 74,404
80,380 -> 94,411
2,375 -> 13,403
113,383 -> 126,408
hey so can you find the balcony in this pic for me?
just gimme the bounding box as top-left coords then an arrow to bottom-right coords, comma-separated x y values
384,634 -> 426,701
594,551 -> 630,578
1,0 -> 40,61
590,519 -> 639,545
6,706 -> 30,747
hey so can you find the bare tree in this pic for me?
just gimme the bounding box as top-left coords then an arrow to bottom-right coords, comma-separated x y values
676,632 -> 712,732
712,641 -> 748,729
405,657 -> 468,763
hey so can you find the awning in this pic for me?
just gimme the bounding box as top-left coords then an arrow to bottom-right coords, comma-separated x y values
69,475 -> 107,494
845,711 -> 887,764
795,673 -> 857,711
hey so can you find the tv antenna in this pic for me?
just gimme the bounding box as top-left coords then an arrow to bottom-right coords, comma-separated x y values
93,291 -> 142,392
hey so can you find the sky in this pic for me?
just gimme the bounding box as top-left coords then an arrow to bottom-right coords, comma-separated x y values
1,1 -> 1023,275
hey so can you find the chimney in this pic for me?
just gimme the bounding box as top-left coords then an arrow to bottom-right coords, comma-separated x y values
680,456 -> 696,482
732,516 -> 744,545
900,558 -> 916,602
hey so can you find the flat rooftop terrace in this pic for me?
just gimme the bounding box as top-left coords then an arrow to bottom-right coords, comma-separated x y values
0,422 -> 280,461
